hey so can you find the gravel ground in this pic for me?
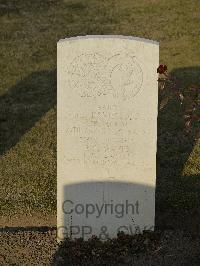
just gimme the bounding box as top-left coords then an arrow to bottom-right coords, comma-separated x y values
0,229 -> 200,266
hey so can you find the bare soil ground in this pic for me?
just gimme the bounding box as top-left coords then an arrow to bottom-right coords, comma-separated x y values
0,227 -> 200,265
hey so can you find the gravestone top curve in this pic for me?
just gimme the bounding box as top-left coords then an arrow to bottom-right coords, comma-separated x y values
58,34 -> 159,45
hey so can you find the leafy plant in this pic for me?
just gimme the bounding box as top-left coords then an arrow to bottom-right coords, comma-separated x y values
157,64 -> 199,137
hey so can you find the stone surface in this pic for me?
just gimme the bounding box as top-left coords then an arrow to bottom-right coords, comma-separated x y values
57,35 -> 159,241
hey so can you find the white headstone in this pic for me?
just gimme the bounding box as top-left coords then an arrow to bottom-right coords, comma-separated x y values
57,35 -> 159,241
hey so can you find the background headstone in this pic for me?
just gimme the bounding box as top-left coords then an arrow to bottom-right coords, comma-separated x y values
57,35 -> 159,241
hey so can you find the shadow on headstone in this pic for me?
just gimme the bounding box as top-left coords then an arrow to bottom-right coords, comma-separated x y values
156,66 -> 200,233
53,180 -> 155,265
0,69 -> 56,155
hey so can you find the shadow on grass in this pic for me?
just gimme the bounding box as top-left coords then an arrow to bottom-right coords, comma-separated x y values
0,69 -> 56,155
155,66 -> 200,233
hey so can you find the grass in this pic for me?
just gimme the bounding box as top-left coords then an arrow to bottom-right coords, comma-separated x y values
0,0 -> 199,231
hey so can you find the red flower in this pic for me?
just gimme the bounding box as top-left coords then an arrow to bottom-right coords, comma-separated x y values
157,64 -> 167,74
